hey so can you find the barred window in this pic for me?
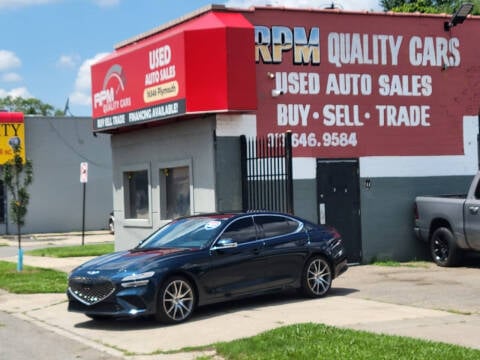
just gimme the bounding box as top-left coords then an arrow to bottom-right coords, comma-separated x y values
124,170 -> 149,219
160,166 -> 191,219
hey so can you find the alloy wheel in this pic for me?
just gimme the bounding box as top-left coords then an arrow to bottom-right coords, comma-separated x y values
432,236 -> 448,263
162,279 -> 194,322
306,257 -> 332,296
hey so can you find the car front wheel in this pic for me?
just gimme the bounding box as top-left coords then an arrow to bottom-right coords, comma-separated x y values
302,256 -> 332,298
156,276 -> 196,324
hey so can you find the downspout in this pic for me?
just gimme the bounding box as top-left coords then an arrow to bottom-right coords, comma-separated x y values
478,106 -> 480,170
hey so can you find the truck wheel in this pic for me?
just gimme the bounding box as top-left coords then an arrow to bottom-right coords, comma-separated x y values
430,227 -> 458,267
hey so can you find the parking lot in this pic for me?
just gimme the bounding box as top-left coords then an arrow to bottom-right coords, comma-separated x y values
335,260 -> 480,315
1,234 -> 480,359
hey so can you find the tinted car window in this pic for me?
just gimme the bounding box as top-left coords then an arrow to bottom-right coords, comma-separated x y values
475,179 -> 480,199
254,215 -> 300,238
220,217 -> 257,244
137,217 -> 227,249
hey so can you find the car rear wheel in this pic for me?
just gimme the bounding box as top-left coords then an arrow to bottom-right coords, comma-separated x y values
430,227 -> 459,267
156,276 -> 196,324
302,256 -> 332,298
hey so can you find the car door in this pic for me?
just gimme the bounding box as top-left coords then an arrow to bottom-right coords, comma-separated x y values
199,216 -> 268,299
254,215 -> 308,288
464,196 -> 480,251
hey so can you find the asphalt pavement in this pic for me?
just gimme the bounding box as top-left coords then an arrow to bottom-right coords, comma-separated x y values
1,232 -> 480,359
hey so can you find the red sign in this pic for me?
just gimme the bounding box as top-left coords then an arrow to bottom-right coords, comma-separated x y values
91,11 -> 256,132
243,9 -> 480,157
91,32 -> 186,130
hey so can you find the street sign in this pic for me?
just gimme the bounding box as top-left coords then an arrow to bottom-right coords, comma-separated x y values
80,162 -> 88,183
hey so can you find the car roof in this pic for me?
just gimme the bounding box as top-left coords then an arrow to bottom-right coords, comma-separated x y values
180,211 -> 297,221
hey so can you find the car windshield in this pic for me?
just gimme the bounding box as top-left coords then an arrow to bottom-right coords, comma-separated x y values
136,217 -> 228,250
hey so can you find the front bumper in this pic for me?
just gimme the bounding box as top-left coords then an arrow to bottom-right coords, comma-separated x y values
67,276 -> 157,318
67,292 -> 152,318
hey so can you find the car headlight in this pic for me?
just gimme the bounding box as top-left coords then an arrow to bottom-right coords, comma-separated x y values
121,271 -> 155,288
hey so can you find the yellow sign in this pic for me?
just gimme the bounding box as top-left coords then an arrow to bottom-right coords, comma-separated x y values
143,80 -> 179,103
0,112 -> 26,164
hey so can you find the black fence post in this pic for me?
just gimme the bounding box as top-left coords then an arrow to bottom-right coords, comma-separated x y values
240,135 -> 248,211
284,131 -> 294,214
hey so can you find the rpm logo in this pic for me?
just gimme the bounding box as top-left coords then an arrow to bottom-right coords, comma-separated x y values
93,64 -> 131,113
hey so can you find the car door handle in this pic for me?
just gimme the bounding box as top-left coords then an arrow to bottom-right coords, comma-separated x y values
252,248 -> 261,254
296,238 -> 308,246
469,206 -> 479,214
251,242 -> 265,255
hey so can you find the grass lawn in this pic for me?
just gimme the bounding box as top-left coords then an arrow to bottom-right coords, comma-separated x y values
25,243 -> 114,258
0,261 -> 67,293
211,323 -> 480,360
0,244 -> 113,293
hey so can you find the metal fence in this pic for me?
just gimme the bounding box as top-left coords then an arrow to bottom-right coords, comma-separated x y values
240,132 -> 293,214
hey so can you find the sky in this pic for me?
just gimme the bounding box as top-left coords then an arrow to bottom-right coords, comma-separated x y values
0,0 -> 382,117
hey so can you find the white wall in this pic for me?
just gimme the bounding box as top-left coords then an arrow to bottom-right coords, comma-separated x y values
8,116 -> 113,234
111,117 -> 217,250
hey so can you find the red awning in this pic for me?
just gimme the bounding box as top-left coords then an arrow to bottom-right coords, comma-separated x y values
91,9 -> 256,132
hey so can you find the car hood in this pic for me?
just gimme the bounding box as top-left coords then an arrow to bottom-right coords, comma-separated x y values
71,248 -> 194,274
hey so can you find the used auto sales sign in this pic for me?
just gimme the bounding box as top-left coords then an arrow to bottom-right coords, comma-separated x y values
92,7 -> 480,157
244,9 -> 480,157
90,11 -> 256,133
91,33 -> 186,131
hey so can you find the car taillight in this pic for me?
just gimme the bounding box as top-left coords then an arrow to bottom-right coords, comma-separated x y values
327,226 -> 341,239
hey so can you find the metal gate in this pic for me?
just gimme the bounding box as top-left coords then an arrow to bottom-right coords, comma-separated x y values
240,132 -> 293,213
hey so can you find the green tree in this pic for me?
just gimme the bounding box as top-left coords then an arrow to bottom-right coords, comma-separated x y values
3,143 -> 33,271
0,96 -> 64,116
380,0 -> 480,15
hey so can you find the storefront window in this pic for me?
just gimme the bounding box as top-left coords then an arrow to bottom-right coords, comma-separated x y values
124,170 -> 149,219
160,166 -> 190,219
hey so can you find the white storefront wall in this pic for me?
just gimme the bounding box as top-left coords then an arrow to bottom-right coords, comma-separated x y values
112,116 -> 217,250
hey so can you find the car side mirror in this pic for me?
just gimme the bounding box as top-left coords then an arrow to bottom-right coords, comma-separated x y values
211,238 -> 238,251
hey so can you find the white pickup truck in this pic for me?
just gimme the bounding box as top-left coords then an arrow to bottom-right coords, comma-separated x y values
414,172 -> 480,266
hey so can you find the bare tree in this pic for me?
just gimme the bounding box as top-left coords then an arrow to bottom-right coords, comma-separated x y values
3,143 -> 33,271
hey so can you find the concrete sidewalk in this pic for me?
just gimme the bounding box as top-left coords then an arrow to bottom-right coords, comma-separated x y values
0,231 -> 113,272
0,230 -> 114,249
1,233 -> 480,359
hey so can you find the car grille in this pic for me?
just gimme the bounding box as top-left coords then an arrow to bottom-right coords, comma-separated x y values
68,277 -> 115,306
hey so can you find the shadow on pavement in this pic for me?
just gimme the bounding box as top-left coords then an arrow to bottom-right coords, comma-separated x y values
74,287 -> 358,331
461,253 -> 480,268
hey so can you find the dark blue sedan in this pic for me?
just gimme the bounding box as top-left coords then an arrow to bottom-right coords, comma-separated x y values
67,211 -> 348,324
